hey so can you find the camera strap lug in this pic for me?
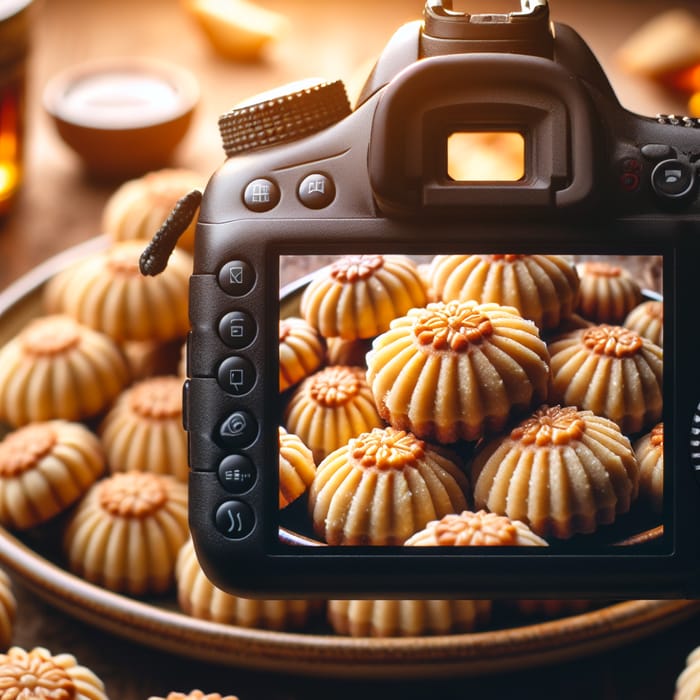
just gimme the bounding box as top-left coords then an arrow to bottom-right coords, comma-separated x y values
139,188 -> 202,276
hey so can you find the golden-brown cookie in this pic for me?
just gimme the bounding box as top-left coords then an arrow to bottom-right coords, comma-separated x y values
548,324 -> 663,434
471,405 -> 639,539
283,365 -> 383,463
327,598 -> 491,637
149,694 -> 239,700
100,376 -> 187,482
120,338 -> 183,381
366,300 -> 550,443
623,300 -> 663,347
575,261 -> 643,324
634,422 -> 664,513
278,427 -> 315,509
429,254 -> 579,330
279,317 -> 325,392
309,426 -> 469,545
102,168 -> 204,253
0,421 -> 105,530
0,315 -> 130,427
325,336 -> 373,367
404,509 -> 548,546
44,241 -> 192,343
0,647 -> 107,700
63,471 -> 188,595
0,569 -> 16,648
300,254 -> 428,340
176,538 -> 319,630
676,644 -> 700,700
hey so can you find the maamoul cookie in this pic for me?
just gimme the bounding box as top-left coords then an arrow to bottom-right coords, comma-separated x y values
0,421 -> 105,530
676,644 -> 700,700
0,569 -> 16,648
278,427 -> 315,508
325,336 -> 372,368
176,538 -> 318,630
279,316 -> 325,392
44,241 -> 192,342
404,509 -> 548,546
429,254 -> 580,330
471,405 -> 640,538
308,426 -> 469,545
0,647 -> 107,700
575,261 -> 643,324
102,168 -> 204,253
63,471 -> 188,595
327,598 -> 491,637
300,254 -> 428,340
149,693 -> 239,700
548,324 -> 663,434
634,422 -> 664,513
99,376 -> 187,482
366,300 -> 550,443
283,365 -> 383,463
121,338 -> 183,381
0,315 -> 129,427
623,300 -> 663,347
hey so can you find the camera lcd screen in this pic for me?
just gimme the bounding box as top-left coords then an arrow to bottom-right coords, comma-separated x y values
277,253 -> 666,553
447,132 -> 525,182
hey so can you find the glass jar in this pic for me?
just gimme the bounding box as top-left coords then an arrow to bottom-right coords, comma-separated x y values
0,0 -> 33,217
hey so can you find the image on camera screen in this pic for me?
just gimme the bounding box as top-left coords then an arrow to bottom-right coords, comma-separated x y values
277,253 -> 666,553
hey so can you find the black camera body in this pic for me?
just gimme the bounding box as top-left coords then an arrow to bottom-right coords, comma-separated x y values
183,0 -> 700,598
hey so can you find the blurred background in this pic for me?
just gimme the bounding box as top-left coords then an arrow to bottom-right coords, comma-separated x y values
1,0 -> 699,289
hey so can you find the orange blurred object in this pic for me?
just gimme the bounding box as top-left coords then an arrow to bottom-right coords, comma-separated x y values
663,63 -> 700,93
689,92 -> 700,117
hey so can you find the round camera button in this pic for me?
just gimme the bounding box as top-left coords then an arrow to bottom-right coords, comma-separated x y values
217,356 -> 256,395
218,310 -> 256,348
217,410 -> 258,448
298,173 -> 336,209
215,500 -> 255,539
243,178 -> 280,212
218,454 -> 256,494
218,260 -> 255,296
651,159 -> 695,200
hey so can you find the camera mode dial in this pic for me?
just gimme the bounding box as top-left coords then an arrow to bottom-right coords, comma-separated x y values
218,78 -> 351,157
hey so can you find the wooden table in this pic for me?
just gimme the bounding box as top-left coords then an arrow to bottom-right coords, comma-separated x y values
1,0 -> 699,698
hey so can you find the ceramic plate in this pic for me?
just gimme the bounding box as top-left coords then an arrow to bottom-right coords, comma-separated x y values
0,238 -> 697,679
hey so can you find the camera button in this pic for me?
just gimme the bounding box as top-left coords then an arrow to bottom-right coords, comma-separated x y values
651,159 -> 695,200
218,260 -> 255,296
217,410 -> 258,448
215,500 -> 255,540
218,454 -> 256,494
297,173 -> 335,209
218,310 -> 256,349
243,178 -> 280,212
620,172 -> 640,192
641,144 -> 676,161
217,356 -> 256,395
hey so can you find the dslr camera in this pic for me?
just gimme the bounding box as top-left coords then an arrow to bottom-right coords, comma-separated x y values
166,0 -> 700,598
